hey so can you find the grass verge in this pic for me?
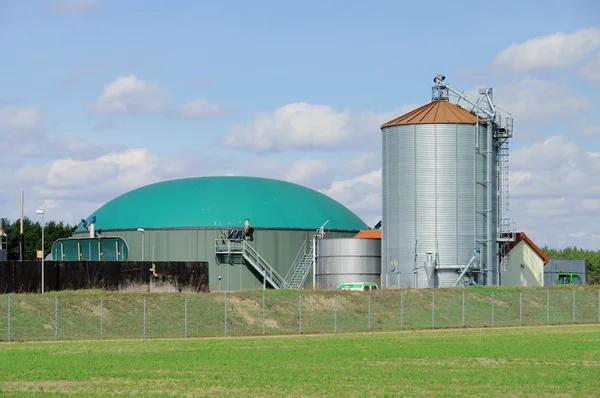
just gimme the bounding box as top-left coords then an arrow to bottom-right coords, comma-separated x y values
0,325 -> 598,397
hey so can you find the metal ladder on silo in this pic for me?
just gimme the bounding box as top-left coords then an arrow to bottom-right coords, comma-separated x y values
284,240 -> 314,289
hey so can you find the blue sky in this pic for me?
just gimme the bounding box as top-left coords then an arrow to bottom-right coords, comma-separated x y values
0,0 -> 599,249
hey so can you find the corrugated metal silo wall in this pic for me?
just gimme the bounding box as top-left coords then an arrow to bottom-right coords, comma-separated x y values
382,122 -> 496,288
86,229 -> 357,291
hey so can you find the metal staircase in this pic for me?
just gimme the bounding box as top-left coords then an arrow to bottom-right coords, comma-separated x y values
215,240 -> 286,289
284,240 -> 314,289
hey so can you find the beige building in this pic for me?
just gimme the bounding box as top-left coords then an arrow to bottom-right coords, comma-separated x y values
500,232 -> 549,287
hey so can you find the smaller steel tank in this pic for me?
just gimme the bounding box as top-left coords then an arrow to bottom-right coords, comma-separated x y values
316,238 -> 381,289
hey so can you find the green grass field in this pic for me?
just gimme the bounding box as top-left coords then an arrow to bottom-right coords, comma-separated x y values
1,286 -> 598,342
0,325 -> 598,397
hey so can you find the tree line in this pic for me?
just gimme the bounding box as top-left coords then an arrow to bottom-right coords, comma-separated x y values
1,218 -> 77,260
541,246 -> 599,285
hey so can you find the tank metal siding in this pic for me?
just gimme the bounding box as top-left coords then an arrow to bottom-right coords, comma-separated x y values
317,238 -> 381,289
382,123 -> 496,288
93,229 -> 357,291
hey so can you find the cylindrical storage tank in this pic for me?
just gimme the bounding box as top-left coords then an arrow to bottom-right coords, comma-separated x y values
316,238 -> 381,289
381,99 -> 497,288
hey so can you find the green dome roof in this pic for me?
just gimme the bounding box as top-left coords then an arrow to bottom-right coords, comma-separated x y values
77,176 -> 367,231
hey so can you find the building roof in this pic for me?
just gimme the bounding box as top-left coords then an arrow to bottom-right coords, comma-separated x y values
354,229 -> 381,239
381,100 -> 487,128
502,232 -> 549,265
75,176 -> 367,232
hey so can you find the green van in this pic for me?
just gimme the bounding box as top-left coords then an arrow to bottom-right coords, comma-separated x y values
337,282 -> 379,291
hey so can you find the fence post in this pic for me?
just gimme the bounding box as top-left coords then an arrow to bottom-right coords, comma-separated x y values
7,295 -> 10,342
368,293 -> 371,332
184,296 -> 188,339
100,296 -> 103,340
519,292 -> 522,327
54,296 -> 58,340
262,291 -> 265,336
400,291 -> 404,331
224,292 -> 228,336
491,292 -> 494,327
573,289 -> 576,324
462,291 -> 465,328
334,294 -> 338,333
431,292 -> 435,330
546,289 -> 550,325
299,294 -> 303,335
143,296 -> 147,339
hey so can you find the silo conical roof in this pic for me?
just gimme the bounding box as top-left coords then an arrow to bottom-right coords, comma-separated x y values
381,100 -> 487,128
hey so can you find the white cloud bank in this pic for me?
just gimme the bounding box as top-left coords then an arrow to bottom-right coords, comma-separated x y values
509,135 -> 600,249
321,169 -> 382,228
493,27 -> 600,73
0,105 -> 43,132
579,52 -> 600,83
224,102 -> 395,152
495,77 -> 591,122
91,75 -> 225,119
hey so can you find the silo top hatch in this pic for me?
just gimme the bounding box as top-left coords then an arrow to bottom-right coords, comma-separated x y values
381,101 -> 487,128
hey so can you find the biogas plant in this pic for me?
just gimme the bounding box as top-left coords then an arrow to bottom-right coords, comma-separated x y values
39,75 -> 552,291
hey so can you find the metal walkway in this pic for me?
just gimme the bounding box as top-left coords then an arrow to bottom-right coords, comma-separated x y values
215,240 -> 286,289
215,239 -> 315,289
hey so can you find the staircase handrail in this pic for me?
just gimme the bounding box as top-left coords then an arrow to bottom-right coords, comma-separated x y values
242,241 -> 286,288
284,240 -> 308,286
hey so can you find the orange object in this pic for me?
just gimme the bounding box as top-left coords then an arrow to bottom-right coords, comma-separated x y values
500,232 -> 549,264
354,230 -> 381,239
381,101 -> 487,128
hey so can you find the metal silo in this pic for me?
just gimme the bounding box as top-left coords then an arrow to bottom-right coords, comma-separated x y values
381,74 -> 513,288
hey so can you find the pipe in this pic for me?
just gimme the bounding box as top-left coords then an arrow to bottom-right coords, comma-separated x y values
486,117 -> 495,286
19,191 -> 24,261
453,251 -> 479,287
312,236 -> 316,290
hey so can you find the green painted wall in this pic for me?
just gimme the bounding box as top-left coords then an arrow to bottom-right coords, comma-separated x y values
82,228 -> 357,291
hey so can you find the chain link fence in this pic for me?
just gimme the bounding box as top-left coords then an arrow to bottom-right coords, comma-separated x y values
1,288 -> 599,342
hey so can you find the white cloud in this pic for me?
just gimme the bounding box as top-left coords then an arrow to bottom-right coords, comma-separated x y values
0,105 -> 43,132
508,135 -> 600,249
41,199 -> 59,210
49,0 -> 98,14
511,135 -> 600,196
283,158 -> 329,186
177,98 -> 224,119
224,102 -> 396,152
90,75 -> 223,119
579,52 -> 600,83
17,148 -> 162,201
579,119 -> 600,137
321,169 -> 381,227
493,28 -> 600,73
341,152 -> 379,174
496,77 -> 591,122
91,75 -> 171,114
